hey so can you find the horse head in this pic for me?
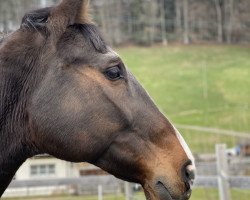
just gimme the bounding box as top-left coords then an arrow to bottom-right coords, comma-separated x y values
0,1 -> 195,199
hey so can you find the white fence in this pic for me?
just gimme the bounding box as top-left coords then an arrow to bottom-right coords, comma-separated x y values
3,144 -> 250,200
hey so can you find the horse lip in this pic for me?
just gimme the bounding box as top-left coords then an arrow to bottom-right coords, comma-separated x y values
155,181 -> 175,200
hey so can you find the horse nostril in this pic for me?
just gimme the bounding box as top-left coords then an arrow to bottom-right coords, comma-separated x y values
183,164 -> 195,189
184,165 -> 195,185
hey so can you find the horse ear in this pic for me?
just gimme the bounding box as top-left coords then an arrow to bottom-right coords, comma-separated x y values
76,0 -> 92,24
48,0 -> 92,43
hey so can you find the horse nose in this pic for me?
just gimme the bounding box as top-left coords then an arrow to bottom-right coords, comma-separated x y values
183,164 -> 196,187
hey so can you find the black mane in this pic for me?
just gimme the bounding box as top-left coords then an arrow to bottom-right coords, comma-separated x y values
73,24 -> 108,53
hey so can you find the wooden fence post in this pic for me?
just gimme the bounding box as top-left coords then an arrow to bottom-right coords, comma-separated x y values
216,144 -> 231,200
125,182 -> 132,200
98,185 -> 103,200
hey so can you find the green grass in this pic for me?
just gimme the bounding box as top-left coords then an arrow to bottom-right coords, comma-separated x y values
3,189 -> 250,200
116,45 -> 250,153
2,46 -> 249,200
191,188 -> 250,200
192,188 -> 250,200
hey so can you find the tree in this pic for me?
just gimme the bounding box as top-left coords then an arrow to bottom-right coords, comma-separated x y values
160,0 -> 167,45
1,0 -> 250,45
175,0 -> 182,42
214,0 -> 223,43
225,0 -> 234,43
183,0 -> 189,44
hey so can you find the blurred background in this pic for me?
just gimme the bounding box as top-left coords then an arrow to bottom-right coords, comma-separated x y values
1,0 -> 250,200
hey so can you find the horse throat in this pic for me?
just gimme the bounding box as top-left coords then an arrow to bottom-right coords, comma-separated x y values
0,143 -> 30,196
0,59 -> 41,197
0,89 -> 36,196
0,91 -> 35,196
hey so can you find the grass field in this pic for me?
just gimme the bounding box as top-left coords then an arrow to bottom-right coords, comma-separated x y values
117,45 -> 250,153
2,46 -> 249,200
3,188 -> 250,200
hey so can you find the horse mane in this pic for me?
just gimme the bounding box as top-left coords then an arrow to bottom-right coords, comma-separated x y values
73,24 -> 108,53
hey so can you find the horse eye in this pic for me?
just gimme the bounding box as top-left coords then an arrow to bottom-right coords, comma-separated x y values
105,66 -> 123,81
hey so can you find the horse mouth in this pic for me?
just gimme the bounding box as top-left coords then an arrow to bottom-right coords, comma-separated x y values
143,181 -> 174,200
155,181 -> 174,200
143,181 -> 192,200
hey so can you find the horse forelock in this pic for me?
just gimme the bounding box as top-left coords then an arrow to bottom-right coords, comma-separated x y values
73,23 -> 108,54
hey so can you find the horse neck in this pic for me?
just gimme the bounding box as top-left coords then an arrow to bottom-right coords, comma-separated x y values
0,42 -> 44,196
0,144 -> 30,196
0,91 -> 31,196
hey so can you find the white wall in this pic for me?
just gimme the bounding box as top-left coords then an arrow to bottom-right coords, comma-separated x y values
16,157 -> 79,180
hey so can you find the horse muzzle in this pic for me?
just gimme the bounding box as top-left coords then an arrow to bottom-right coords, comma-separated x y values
155,181 -> 192,200
144,162 -> 195,200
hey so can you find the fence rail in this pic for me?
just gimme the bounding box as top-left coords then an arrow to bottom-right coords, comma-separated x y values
195,176 -> 250,189
5,144 -> 250,200
176,124 -> 250,139
8,175 -> 250,189
8,176 -> 121,188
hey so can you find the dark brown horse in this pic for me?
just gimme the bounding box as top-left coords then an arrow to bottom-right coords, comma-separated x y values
0,1 -> 195,199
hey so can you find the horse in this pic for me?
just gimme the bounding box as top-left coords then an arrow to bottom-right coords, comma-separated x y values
0,1 -> 195,199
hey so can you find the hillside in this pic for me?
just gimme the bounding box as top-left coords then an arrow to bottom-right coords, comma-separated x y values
118,45 -> 250,152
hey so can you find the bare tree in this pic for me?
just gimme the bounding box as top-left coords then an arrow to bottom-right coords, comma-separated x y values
149,0 -> 158,45
98,1 -> 107,37
214,0 -> 223,43
0,0 -> 17,32
183,0 -> 189,44
112,0 -> 123,45
175,0 -> 182,42
225,0 -> 234,43
160,0 -> 167,45
127,0 -> 133,38
1,0 -> 250,45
